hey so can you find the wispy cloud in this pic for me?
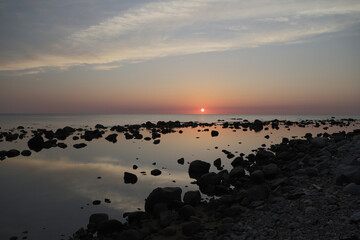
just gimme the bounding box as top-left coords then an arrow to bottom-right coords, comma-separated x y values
1,0 -> 360,73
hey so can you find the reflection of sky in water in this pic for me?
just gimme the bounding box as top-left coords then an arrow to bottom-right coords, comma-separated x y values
0,120 -> 360,239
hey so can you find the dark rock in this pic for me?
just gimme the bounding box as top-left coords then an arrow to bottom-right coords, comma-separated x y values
144,187 -> 182,214
182,221 -> 201,236
27,135 -> 44,152
262,163 -> 280,179
179,205 -> 196,220
92,200 -> 101,205
104,198 -> 111,203
160,226 -> 177,236
214,158 -> 222,170
6,149 -> 20,158
211,130 -> 219,137
344,183 -> 360,195
177,157 -> 185,165
250,170 -> 265,184
311,137 -> 327,148
88,213 -> 109,230
350,212 -> 360,223
231,156 -> 244,168
144,137 -> 151,141
189,160 -> 211,179
133,165 -> 138,170
105,133 -> 118,143
183,190 -> 201,206
198,172 -> 221,194
21,150 -> 31,156
97,219 -> 123,235
57,142 -> 67,149
73,143 -> 87,149
123,211 -> 148,226
124,172 -> 138,184
151,169 -> 162,176
118,229 -> 144,240
247,185 -> 269,201
95,124 -> 106,129
229,166 -> 245,179
153,139 -> 160,144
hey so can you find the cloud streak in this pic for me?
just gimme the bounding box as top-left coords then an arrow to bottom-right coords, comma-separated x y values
1,0 -> 360,72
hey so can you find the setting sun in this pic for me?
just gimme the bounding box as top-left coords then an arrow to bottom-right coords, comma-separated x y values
201,108 -> 205,113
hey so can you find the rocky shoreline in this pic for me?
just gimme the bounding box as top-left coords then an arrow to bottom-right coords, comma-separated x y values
64,126 -> 360,239
1,119 -> 359,239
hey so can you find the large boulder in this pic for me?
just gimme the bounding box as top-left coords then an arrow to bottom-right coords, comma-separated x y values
145,187 -> 182,214
262,163 -> 280,179
28,135 -> 44,152
189,160 -> 210,179
198,172 -> 221,195
183,191 -> 201,206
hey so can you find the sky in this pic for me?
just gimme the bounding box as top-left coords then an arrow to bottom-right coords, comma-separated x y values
0,0 -> 359,114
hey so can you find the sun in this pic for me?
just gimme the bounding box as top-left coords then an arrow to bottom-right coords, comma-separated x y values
201,108 -> 205,113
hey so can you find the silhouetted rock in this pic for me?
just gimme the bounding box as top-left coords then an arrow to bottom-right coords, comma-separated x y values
229,166 -> 245,179
151,169 -> 162,176
21,150 -> 31,156
153,139 -> 160,144
182,221 -> 201,236
73,143 -> 87,149
179,205 -> 196,220
97,219 -> 123,236
250,170 -> 264,184
198,172 -> 221,195
211,130 -> 219,137
189,160 -> 211,179
105,133 -> 118,143
214,158 -> 222,170
57,142 -> 67,149
124,172 -> 138,184
262,163 -> 280,179
145,187 -> 182,214
177,157 -> 185,165
183,190 -> 201,206
28,135 -> 44,152
92,200 -> 101,205
6,149 -> 20,158
344,183 -> 360,195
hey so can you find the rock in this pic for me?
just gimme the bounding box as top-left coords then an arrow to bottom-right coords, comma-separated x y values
145,187 -> 182,214
95,124 -> 106,129
159,210 -> 173,227
27,135 -> 44,152
214,158 -> 222,169
118,229 -> 144,240
229,166 -> 245,179
344,183 -> 360,195
97,219 -> 123,235
153,139 -> 160,144
211,130 -> 219,137
198,172 -> 221,194
182,221 -> 201,236
124,172 -> 138,184
350,212 -> 360,223
160,226 -> 177,236
151,169 -> 162,176
133,165 -> 138,170
73,143 -> 87,149
183,190 -> 201,206
57,142 -> 67,149
247,185 -> 269,201
305,167 -> 319,177
21,150 -> 32,157
92,200 -> 101,205
88,213 -> 109,229
105,134 -> 118,143
123,211 -> 148,226
179,205 -> 196,220
250,170 -> 265,184
189,160 -> 211,179
311,137 -> 327,148
6,149 -> 20,158
231,156 -> 244,168
177,157 -> 185,165
262,163 -> 280,179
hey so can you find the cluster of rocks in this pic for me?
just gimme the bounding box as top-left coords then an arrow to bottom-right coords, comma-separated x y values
70,128 -> 360,240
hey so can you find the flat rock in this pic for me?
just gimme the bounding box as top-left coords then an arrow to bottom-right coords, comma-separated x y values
177,157 -> 185,165
211,130 -> 219,137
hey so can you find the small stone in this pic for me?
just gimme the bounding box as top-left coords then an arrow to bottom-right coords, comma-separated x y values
92,200 -> 101,205
211,130 -> 219,137
160,226 -> 177,236
153,139 -> 160,144
177,157 -> 185,165
124,172 -> 138,184
151,169 -> 162,176
21,150 -> 32,157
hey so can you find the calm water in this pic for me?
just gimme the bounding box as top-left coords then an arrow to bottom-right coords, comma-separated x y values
0,114 -> 359,239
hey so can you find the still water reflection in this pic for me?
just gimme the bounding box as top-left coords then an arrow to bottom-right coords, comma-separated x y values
0,117 -> 359,239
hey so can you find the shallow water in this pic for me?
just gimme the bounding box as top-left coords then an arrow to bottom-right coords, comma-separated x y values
0,114 -> 359,239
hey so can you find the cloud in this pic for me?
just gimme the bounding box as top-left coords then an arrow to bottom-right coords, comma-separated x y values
1,0 -> 360,73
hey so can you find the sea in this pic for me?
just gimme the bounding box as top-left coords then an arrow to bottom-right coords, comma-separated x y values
0,114 -> 359,239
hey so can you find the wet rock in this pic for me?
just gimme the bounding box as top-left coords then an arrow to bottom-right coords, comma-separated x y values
21,150 -> 31,157
214,158 -> 222,170
105,133 -> 118,143
124,172 -> 138,184
153,139 -> 160,144
151,169 -> 162,176
344,183 -> 360,195
305,167 -> 319,177
198,172 -> 221,194
177,157 -> 185,165
97,219 -> 123,236
92,200 -> 101,205
211,130 -> 219,137
231,156 -> 244,168
73,143 -> 87,149
250,170 -> 265,184
6,149 -> 20,158
189,160 -> 211,179
145,187 -> 182,214
182,221 -> 201,236
350,212 -> 360,223
183,190 -> 201,206
27,135 -> 44,152
262,163 -> 280,179
229,166 -> 245,179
